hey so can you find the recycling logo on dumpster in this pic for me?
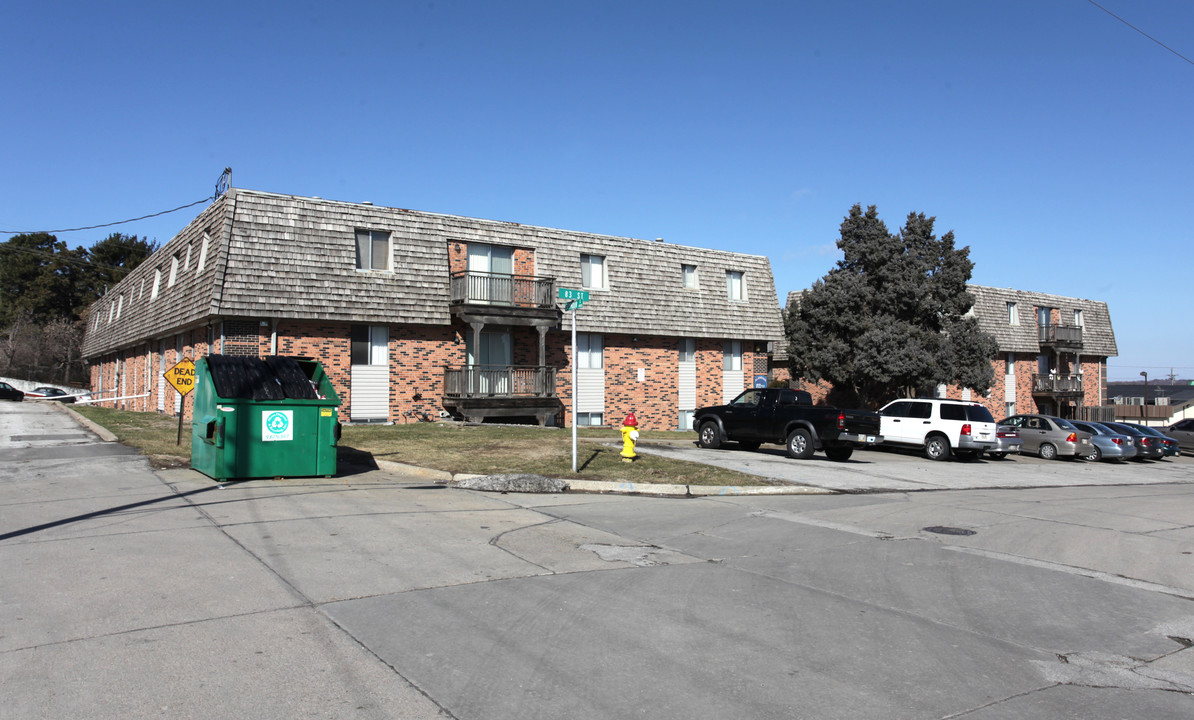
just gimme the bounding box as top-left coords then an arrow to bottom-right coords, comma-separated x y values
262,410 -> 293,442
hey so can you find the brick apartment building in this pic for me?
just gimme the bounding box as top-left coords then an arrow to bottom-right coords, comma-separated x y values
783,285 -> 1118,418
81,189 -> 785,431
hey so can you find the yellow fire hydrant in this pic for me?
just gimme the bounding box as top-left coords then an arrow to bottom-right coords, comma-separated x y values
620,412 -> 639,462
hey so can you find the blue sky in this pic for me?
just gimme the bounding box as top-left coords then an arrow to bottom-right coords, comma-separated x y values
3,1 -> 1191,382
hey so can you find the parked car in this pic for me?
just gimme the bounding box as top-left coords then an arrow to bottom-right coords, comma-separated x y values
26,386 -> 76,403
987,425 -> 1023,460
1100,421 -> 1166,460
694,388 -> 882,461
998,414 -> 1095,460
1070,421 -> 1138,462
1166,418 -> 1194,453
1124,423 -> 1180,457
878,398 -> 997,461
0,381 -> 24,402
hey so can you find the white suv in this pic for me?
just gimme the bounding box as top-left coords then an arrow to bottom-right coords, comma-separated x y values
878,398 -> 998,461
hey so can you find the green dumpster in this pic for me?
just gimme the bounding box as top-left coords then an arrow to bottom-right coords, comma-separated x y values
191,355 -> 341,481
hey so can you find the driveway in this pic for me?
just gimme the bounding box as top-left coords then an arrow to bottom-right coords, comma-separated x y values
635,440 -> 1194,492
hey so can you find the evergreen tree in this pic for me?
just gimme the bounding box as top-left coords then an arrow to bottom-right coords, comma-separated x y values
786,204 -> 998,408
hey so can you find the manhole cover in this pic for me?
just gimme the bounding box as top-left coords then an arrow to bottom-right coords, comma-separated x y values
923,526 -> 977,536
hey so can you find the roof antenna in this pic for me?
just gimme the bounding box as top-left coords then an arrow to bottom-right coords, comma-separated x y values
215,167 -> 232,199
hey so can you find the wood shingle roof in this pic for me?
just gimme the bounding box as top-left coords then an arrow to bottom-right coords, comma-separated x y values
83,189 -> 784,357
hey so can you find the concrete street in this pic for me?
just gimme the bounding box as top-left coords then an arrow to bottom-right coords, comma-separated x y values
2,401 -> 1193,719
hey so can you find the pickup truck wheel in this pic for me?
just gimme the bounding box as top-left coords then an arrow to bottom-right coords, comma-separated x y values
698,422 -> 722,449
825,445 -> 853,461
738,441 -> 761,451
786,428 -> 815,459
924,434 -> 952,461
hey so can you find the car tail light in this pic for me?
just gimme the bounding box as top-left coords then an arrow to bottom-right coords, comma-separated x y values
1142,438 -> 1152,446
837,412 -> 845,430
1112,437 -> 1123,445
961,424 -> 971,436
1065,433 -> 1077,443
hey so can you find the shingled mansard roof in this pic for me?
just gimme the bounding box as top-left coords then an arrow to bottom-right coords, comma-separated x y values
779,285 -> 1118,360
83,189 -> 784,358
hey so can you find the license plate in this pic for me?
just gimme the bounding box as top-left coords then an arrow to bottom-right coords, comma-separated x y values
1081,438 -> 1090,444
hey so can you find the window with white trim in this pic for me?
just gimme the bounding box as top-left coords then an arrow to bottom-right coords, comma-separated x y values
577,333 -> 603,369
355,229 -> 391,271
576,412 -> 604,426
351,325 -> 389,365
1007,301 -> 1018,325
197,233 -> 209,273
726,270 -> 744,300
1073,309 -> 1084,327
681,264 -> 698,289
183,243 -> 192,272
168,254 -> 180,287
581,254 -> 605,289
151,268 -> 161,299
723,340 -> 742,371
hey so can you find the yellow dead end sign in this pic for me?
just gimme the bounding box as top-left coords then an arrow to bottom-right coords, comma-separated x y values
164,358 -> 197,396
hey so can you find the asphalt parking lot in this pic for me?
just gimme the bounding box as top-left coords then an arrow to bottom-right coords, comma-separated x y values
636,440 -> 1194,493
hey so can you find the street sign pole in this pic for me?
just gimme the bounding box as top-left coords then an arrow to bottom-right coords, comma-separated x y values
571,303 -> 578,473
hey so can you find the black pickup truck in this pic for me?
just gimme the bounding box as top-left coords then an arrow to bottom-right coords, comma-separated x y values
693,388 -> 882,461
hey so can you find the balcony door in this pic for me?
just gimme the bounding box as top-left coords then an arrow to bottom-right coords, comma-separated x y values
467,243 -> 514,304
466,328 -> 511,394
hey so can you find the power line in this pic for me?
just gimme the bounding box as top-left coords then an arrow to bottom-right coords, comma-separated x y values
1,197 -> 212,235
1085,0 -> 1194,67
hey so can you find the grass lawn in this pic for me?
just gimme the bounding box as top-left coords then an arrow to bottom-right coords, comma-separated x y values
70,405 -> 767,486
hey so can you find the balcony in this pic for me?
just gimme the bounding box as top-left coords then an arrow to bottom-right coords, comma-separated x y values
1038,324 -> 1083,352
1031,373 -> 1085,399
449,271 -> 560,328
442,365 -> 562,425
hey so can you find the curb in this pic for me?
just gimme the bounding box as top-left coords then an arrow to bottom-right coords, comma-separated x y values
374,459 -> 453,483
56,403 -> 118,443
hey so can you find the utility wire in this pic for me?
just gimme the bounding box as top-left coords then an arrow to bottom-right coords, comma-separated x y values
1,196 -> 212,235
1085,0 -> 1194,66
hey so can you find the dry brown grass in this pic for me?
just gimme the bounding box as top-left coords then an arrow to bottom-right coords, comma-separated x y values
70,406 -> 765,486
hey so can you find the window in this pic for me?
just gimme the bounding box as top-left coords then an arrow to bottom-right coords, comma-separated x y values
351,325 -> 389,365
678,409 -> 694,431
355,229 -> 391,270
108,302 -> 115,324
1005,401 -> 1016,417
681,264 -> 698,289
576,412 -> 604,426
1074,309 -> 1084,327
581,254 -> 605,289
168,254 -> 179,287
197,233 -> 209,273
139,277 -> 145,300
726,271 -> 744,300
151,268 -> 161,299
183,243 -> 192,272
679,338 -> 695,363
1007,301 -> 1018,325
577,333 -> 603,369
723,340 -> 742,371
116,294 -> 123,320
1037,306 -> 1052,327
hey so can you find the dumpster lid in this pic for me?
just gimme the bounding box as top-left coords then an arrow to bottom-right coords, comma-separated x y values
206,355 -> 320,400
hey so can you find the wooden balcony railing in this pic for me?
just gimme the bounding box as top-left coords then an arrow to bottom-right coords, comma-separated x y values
449,271 -> 556,309
443,366 -> 557,398
1038,324 -> 1083,350
1032,373 -> 1084,395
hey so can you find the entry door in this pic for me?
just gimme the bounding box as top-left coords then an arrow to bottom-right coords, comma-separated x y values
467,243 -> 514,304
466,329 -> 511,394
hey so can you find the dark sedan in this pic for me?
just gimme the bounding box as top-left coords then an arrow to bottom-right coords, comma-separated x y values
0,381 -> 24,401
1102,421 -> 1166,460
1125,423 -> 1180,457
